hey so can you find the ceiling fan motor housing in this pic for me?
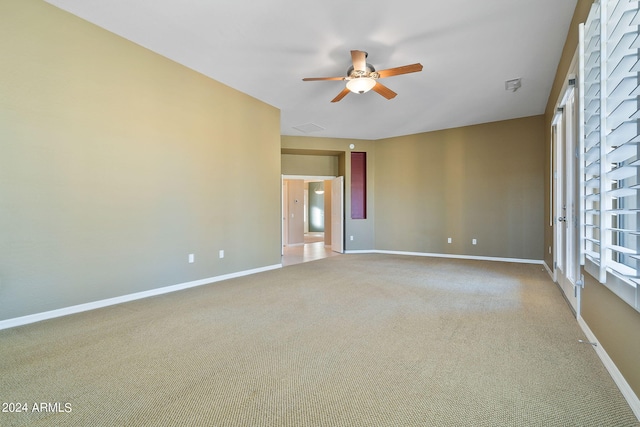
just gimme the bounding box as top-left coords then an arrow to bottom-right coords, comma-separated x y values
347,63 -> 377,78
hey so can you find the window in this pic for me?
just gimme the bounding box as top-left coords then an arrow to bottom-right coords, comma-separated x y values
581,0 -> 640,311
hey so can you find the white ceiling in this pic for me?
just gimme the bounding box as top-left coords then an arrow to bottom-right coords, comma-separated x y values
45,0 -> 578,140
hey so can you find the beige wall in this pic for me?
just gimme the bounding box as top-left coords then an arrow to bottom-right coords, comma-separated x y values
582,274 -> 640,397
0,0 -> 282,321
283,117 -> 545,260
375,116 -> 545,260
544,0 -> 640,398
281,154 -> 339,176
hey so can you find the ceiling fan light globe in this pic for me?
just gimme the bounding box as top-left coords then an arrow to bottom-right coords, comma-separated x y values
346,77 -> 376,94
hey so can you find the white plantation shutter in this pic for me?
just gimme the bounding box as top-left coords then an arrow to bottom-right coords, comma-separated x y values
582,2 -> 603,275
581,0 -> 640,310
604,0 -> 640,283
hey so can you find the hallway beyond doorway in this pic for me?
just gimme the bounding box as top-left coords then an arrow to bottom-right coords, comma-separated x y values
304,232 -> 324,244
282,233 -> 340,266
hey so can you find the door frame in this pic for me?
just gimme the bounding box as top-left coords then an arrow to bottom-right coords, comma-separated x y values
282,175 -> 338,251
331,176 -> 344,254
552,50 -> 581,317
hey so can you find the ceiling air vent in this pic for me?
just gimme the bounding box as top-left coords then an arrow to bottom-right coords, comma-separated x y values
293,123 -> 325,134
505,78 -> 522,92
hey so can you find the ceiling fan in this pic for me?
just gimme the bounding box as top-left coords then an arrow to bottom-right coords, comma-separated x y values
302,50 -> 423,102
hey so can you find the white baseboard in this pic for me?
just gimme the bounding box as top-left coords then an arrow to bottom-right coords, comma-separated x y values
533,261 -> 638,419
577,317 -> 640,421
0,264 -> 282,331
543,261 -> 555,280
365,249 -> 544,265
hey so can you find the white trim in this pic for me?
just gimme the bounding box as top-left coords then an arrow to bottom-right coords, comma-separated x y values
282,174 -> 336,181
543,261 -> 554,279
346,249 -> 543,265
0,264 -> 282,331
577,317 -> 640,421
6,252 -> 636,421
355,249 -> 640,419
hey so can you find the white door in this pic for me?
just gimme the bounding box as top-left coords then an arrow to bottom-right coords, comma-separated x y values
331,176 -> 344,253
282,178 -> 287,255
553,64 -> 581,316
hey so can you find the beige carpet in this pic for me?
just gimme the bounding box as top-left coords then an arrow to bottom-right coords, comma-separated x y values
1,254 -> 638,426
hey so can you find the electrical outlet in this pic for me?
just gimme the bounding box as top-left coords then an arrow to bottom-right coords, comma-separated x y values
188,254 -> 195,263
472,239 -> 477,245
219,250 -> 224,259
447,237 -> 452,244
350,236 -> 354,241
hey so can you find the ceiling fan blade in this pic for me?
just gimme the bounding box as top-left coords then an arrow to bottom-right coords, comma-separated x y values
302,76 -> 346,81
377,63 -> 423,78
371,82 -> 397,100
351,50 -> 367,71
331,87 -> 351,103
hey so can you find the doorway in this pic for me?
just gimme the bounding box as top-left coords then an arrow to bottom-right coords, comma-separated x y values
282,175 -> 344,266
552,52 -> 581,317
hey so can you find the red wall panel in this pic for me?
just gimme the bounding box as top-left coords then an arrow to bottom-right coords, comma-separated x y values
351,152 -> 366,219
